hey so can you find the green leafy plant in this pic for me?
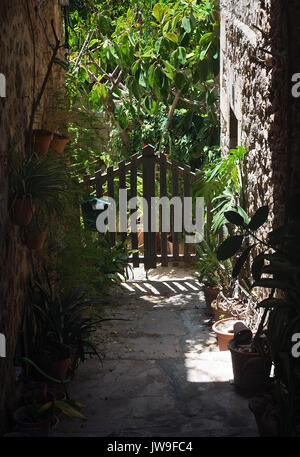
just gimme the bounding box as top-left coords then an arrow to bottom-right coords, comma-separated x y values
217,200 -> 300,436
193,145 -> 247,233
19,398 -> 86,423
9,151 -> 68,212
30,277 -> 108,367
195,234 -> 231,288
66,0 -> 220,164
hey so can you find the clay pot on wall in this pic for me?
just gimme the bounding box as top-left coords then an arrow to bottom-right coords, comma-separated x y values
32,130 -> 54,157
11,199 -> 35,226
50,133 -> 69,158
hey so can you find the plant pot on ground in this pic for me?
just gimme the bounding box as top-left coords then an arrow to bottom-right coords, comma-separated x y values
202,284 -> 220,314
167,234 -> 184,256
216,201 -> 300,435
194,235 -> 232,316
228,335 -> 271,395
32,130 -> 53,157
212,317 -> 241,351
28,278 -> 106,383
14,404 -> 58,437
50,133 -> 69,158
14,399 -> 85,436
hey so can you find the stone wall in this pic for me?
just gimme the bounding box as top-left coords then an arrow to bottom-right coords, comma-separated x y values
220,0 -> 292,227
0,0 -> 65,433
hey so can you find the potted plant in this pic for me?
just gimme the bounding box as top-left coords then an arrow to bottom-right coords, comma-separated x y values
9,152 -> 68,226
32,130 -> 53,157
194,235 -> 232,315
212,317 -> 240,351
217,201 -> 300,435
14,398 -> 85,436
50,133 -> 69,158
29,277 -> 107,382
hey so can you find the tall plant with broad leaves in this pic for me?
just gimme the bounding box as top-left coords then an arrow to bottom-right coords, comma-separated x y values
217,198 -> 300,436
193,145 -> 247,234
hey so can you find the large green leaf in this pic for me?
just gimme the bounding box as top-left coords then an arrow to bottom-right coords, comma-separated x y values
153,3 -> 163,22
177,47 -> 187,65
224,210 -> 245,226
248,205 -> 269,231
232,245 -> 253,278
165,32 -> 179,43
143,96 -> 157,114
217,235 -> 244,261
252,278 -> 292,291
251,253 -> 265,280
174,71 -> 188,90
256,298 -> 290,309
182,17 -> 191,33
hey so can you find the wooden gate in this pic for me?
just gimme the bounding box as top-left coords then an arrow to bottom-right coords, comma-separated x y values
82,144 -> 200,270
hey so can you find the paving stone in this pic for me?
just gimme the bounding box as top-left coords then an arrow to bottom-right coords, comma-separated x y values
56,266 -> 258,437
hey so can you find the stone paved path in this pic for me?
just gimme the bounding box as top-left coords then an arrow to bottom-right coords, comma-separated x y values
56,266 -> 258,437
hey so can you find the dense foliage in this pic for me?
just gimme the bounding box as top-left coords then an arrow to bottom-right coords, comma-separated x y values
66,0 -> 220,170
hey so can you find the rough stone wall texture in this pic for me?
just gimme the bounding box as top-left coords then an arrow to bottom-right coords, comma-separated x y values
221,0 -> 300,224
220,0 -> 300,289
0,0 -> 65,433
220,0 -> 290,228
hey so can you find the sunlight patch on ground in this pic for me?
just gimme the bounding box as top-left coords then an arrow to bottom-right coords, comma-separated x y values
142,282 -> 160,295
184,350 -> 233,383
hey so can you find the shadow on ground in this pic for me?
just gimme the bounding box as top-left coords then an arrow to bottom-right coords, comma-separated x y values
56,266 -> 258,437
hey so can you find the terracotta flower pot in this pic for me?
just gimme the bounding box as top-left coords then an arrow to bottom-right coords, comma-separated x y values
50,358 -> 72,381
14,406 -> 58,437
212,317 -> 241,351
202,285 -> 220,315
25,228 -> 48,250
11,199 -> 35,226
32,130 -> 53,157
50,133 -> 69,158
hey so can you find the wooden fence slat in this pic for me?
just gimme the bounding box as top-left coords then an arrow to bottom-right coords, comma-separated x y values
118,160 -> 127,242
130,155 -> 139,267
142,145 -> 156,270
160,153 -> 168,267
95,170 -> 104,197
171,161 -> 179,262
79,145 -> 206,270
184,164 -> 191,264
107,166 -> 115,245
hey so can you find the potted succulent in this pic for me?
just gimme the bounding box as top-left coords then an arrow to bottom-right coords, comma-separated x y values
29,278 -> 106,382
217,200 -> 300,435
9,152 -> 68,226
194,235 -> 232,315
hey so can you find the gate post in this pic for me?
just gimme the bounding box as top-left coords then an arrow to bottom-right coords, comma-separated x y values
142,144 -> 156,270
